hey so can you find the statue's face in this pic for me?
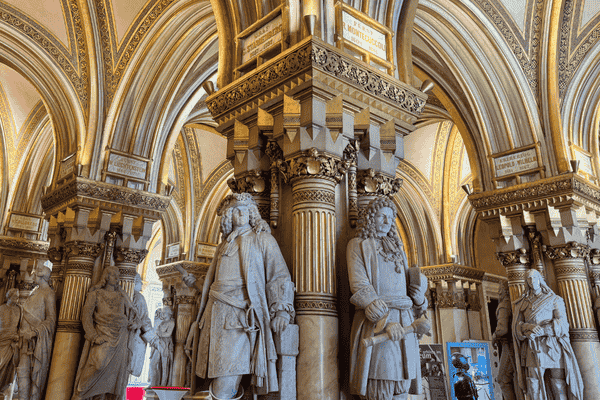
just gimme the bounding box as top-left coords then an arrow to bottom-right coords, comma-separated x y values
107,270 -> 119,287
232,205 -> 250,229
527,273 -> 541,292
374,207 -> 394,237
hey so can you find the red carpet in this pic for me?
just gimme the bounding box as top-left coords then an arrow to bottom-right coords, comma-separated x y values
127,387 -> 145,400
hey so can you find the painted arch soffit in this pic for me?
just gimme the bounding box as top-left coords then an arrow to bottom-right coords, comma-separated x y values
0,0 -> 88,110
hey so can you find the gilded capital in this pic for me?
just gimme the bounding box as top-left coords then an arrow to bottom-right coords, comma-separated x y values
496,250 -> 530,266
544,242 -> 590,260
65,241 -> 103,259
47,247 -> 64,262
281,148 -> 350,184
357,169 -> 403,196
115,247 -> 149,264
227,170 -> 268,194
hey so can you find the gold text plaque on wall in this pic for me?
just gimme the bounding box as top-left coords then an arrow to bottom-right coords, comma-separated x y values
9,213 -> 41,231
107,153 -> 148,180
241,15 -> 283,63
342,11 -> 386,60
494,148 -> 538,177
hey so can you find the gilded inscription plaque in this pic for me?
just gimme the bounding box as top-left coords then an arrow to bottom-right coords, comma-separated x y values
342,11 -> 386,60
494,148 -> 538,177
241,16 -> 282,63
9,214 -> 41,231
107,153 -> 147,180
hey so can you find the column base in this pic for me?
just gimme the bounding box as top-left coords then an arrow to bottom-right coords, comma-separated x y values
296,315 -> 339,400
571,341 -> 600,399
44,331 -> 83,400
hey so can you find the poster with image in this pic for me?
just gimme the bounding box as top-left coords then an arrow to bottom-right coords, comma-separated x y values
420,344 -> 449,400
446,342 -> 495,400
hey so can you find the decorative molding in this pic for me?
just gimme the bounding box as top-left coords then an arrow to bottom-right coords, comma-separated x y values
569,328 -> 600,342
482,274 -> 508,284
357,169 -> 403,196
421,264 -> 486,283
227,170 -> 268,194
496,250 -> 530,267
117,267 -> 138,278
507,271 -> 528,282
436,291 -> 467,309
65,262 -> 94,273
41,177 -> 171,215
543,242 -> 590,261
156,261 -> 210,279
47,247 -> 64,262
115,247 -> 149,264
56,321 -> 83,333
65,241 -> 103,259
295,293 -> 337,316
206,39 -> 426,119
292,190 -> 335,205
0,237 -> 49,253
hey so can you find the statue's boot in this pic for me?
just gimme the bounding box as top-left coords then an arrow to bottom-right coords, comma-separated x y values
549,378 -> 568,400
527,377 -> 542,400
209,383 -> 244,400
498,381 -> 516,400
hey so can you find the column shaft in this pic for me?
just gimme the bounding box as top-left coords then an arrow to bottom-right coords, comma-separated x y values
172,298 -> 195,387
45,250 -> 97,400
292,177 -> 338,400
497,251 -> 529,303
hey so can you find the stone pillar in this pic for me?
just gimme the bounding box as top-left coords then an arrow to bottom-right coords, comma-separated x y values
466,282 -> 483,340
47,247 -> 66,298
544,242 -> 600,399
291,172 -> 339,400
496,250 -> 530,302
45,241 -> 102,400
172,283 -> 196,387
115,247 -> 148,297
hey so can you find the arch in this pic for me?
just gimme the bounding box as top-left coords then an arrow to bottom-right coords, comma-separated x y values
414,0 -> 550,191
0,24 -> 85,185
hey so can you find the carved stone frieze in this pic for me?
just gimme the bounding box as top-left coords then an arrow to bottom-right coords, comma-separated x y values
292,190 -> 335,205
421,264 -> 486,283
156,261 -> 210,279
65,263 -> 94,273
436,291 -> 467,309
543,242 -> 590,261
205,39 -> 426,120
41,177 -> 171,216
496,250 -> 530,266
115,247 -> 149,264
295,294 -> 337,317
0,237 -> 49,253
65,241 -> 103,259
117,268 -> 138,278
570,328 -> 600,342
280,148 -> 350,184
357,169 -> 403,196
227,170 -> 268,194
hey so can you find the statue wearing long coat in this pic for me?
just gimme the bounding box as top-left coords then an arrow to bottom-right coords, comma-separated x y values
189,228 -> 294,395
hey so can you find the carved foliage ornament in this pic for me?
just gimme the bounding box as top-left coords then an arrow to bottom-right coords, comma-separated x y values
0,238 -> 49,253
280,148 -> 350,183
496,250 -> 530,266
543,242 -> 590,261
66,241 -> 103,259
115,248 -> 149,264
357,169 -> 403,196
227,170 -> 268,194
206,42 -> 426,117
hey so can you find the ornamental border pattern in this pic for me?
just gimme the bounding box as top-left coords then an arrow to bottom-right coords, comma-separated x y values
421,265 -> 485,282
206,40 -> 426,118
292,190 -> 335,205
0,238 -> 49,252
156,262 -> 210,278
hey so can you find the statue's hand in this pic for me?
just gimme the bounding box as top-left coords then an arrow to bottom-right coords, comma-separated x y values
271,312 -> 289,334
408,285 -> 425,306
183,274 -> 197,288
21,331 -> 36,341
385,323 -> 405,341
365,299 -> 389,322
94,335 -> 107,345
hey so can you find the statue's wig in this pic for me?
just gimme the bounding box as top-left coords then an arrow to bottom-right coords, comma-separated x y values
524,269 -> 552,295
96,265 -> 122,289
217,193 -> 269,238
356,197 -> 403,248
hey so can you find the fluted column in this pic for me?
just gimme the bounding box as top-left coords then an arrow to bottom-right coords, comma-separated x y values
47,247 -> 66,299
171,281 -> 196,387
545,242 -> 600,400
292,174 -> 338,400
45,241 -> 102,400
496,250 -> 530,302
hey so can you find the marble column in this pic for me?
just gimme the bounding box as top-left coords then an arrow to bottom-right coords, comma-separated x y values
544,242 -> 600,400
292,173 -> 339,400
45,241 -> 102,400
172,284 -> 196,387
496,250 -> 530,303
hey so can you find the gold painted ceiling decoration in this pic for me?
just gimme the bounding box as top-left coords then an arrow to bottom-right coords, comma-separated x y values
559,0 -> 600,98
473,0 -> 543,97
0,0 -> 88,110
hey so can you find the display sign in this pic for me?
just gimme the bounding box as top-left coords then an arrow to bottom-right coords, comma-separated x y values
197,243 -> 217,258
59,154 -> 76,179
107,153 -> 147,180
447,342 -> 495,400
342,11 -> 387,60
9,214 -> 41,231
494,148 -> 538,177
241,16 -> 283,63
167,244 -> 179,259
420,344 -> 448,400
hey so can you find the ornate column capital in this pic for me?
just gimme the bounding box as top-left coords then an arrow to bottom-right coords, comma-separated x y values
543,242 -> 590,261
227,169 -> 269,194
114,247 -> 148,264
357,169 -> 403,197
47,247 -> 64,262
436,290 -> 467,309
65,241 -> 103,259
496,249 -> 530,266
281,148 -> 350,184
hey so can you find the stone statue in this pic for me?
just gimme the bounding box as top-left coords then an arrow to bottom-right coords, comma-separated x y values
72,266 -> 141,400
513,269 -> 584,400
0,289 -> 20,392
183,193 -> 294,399
492,281 -> 517,400
149,306 -> 175,387
347,197 -> 429,400
451,353 -> 478,400
129,273 -> 154,378
16,265 -> 56,400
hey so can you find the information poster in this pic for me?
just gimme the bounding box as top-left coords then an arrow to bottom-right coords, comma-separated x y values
446,342 -> 495,400
420,344 -> 448,400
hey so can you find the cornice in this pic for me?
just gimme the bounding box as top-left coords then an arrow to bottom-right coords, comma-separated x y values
206,38 -> 427,126
469,174 -> 600,216
156,261 -> 210,279
41,177 -> 171,217
0,236 -> 49,255
421,264 -> 485,283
